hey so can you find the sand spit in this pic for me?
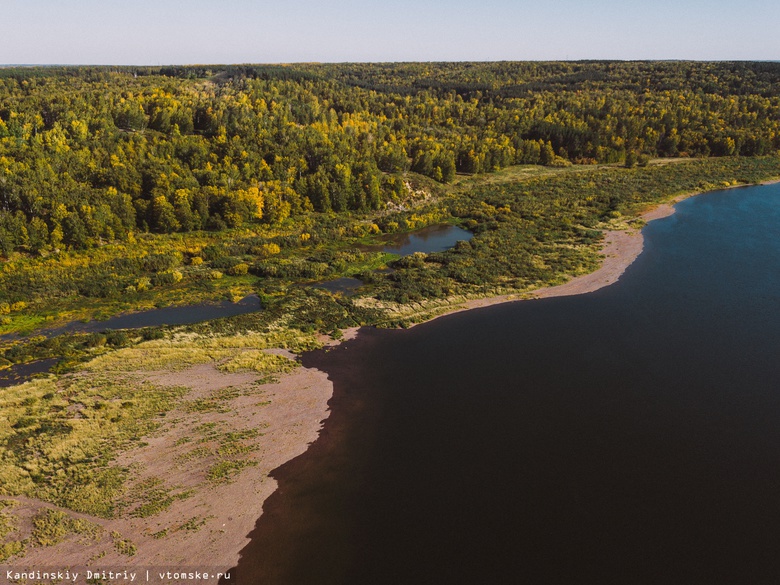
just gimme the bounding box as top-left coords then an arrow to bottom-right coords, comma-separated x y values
430,188 -> 748,318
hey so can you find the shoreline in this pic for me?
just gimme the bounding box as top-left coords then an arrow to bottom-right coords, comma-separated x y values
2,362 -> 335,580
408,179 -> 780,322
214,179 -> 780,576
5,180 -> 778,579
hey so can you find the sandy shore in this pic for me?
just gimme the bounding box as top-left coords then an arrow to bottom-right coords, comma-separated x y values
529,200 -> 678,299
3,363 -> 334,582
428,190 -> 726,318
150,180 -> 780,576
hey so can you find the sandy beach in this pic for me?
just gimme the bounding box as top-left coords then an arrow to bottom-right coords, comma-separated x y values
201,190 -> 704,575
458,179 -> 780,313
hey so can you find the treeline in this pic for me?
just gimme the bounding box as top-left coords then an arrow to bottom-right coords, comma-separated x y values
1,62 -> 780,256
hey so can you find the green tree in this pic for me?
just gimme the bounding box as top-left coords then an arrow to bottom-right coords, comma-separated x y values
149,196 -> 180,233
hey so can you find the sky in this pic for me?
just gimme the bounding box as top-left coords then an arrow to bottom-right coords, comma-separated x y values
3,0 -> 779,65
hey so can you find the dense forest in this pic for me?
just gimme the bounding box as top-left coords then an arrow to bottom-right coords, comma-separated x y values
2,61 -> 780,257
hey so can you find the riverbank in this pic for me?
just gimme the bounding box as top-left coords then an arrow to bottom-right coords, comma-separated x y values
375,198 -> 678,324
217,180 -> 779,574
227,177 -> 780,584
420,180 -> 779,319
1,360 -> 334,578
3,178 -> 779,580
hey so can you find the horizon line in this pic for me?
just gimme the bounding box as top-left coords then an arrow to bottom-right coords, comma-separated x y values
2,59 -> 779,68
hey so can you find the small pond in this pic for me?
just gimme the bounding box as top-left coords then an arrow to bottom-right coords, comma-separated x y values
365,224 -> 473,256
308,225 -> 472,296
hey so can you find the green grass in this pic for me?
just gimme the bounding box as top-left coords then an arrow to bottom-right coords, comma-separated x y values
111,531 -> 137,556
127,478 -> 193,519
0,374 -> 188,517
177,427 -> 261,484
30,509 -> 102,547
0,323 -> 312,520
341,251 -> 398,276
80,329 -> 315,374
0,226 -> 287,337
206,459 -> 256,483
0,500 -> 24,561
178,517 -> 208,532
0,540 -> 25,562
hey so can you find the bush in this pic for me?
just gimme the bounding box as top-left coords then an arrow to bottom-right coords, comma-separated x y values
226,263 -> 249,276
201,244 -> 227,261
253,243 -> 281,258
142,252 -> 181,273
152,270 -> 183,286
250,258 -> 329,279
141,328 -> 165,341
210,256 -> 244,270
104,330 -> 130,347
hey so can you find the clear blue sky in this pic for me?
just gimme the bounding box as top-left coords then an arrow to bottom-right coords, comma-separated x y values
4,0 -> 779,64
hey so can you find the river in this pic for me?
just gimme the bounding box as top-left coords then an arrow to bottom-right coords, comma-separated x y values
229,183 -> 780,584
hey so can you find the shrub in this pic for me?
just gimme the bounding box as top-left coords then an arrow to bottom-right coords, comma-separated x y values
210,256 -> 243,270
254,243 -> 281,258
201,244 -> 227,261
226,263 -> 249,276
152,270 -> 183,287
136,277 -> 151,291
142,252 -> 181,273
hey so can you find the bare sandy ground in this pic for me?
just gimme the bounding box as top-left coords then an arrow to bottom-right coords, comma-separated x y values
531,204 -> 674,299
3,363 -> 333,582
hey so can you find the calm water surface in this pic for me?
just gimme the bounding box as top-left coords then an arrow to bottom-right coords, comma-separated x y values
365,224 -> 473,255
0,359 -> 59,388
307,225 -> 472,297
0,295 -> 263,386
231,184 -> 780,585
310,277 -> 364,296
53,294 -> 263,334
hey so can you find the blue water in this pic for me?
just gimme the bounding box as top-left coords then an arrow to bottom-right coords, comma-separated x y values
369,224 -> 473,255
231,183 -> 780,585
308,225 -> 472,297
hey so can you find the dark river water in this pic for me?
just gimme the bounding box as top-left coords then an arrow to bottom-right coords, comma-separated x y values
228,183 -> 780,584
0,358 -> 59,389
